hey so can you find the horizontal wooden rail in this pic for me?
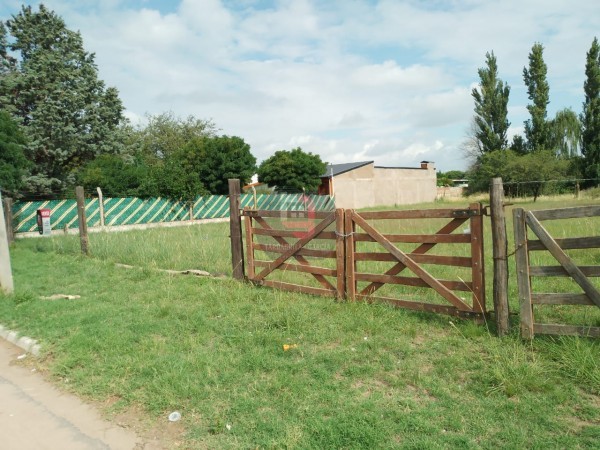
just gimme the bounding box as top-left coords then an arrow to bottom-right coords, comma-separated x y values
252,228 -> 337,239
532,323 -> 600,338
354,253 -> 472,267
253,243 -> 336,258
529,266 -> 600,277
243,210 -> 334,219
353,233 -> 471,244
357,209 -> 479,220
260,280 -> 337,297
355,272 -> 472,291
355,294 -> 483,318
254,260 -> 337,276
531,293 -> 595,305
528,236 -> 600,251
530,205 -> 600,221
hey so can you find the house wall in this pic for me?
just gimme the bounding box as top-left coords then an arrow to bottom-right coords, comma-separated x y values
332,162 -> 437,209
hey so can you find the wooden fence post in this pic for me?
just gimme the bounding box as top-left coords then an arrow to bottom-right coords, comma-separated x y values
2,196 -> 14,244
76,186 -> 90,256
228,179 -> 244,280
0,193 -> 14,293
96,187 -> 105,227
490,178 -> 510,336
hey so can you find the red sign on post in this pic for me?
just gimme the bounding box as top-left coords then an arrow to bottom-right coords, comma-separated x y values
37,209 -> 52,235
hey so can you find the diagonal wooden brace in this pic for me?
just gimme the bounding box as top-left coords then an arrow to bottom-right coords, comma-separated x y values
352,212 -> 472,311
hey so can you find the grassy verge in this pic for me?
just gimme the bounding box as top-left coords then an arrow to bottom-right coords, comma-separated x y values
1,197 -> 599,448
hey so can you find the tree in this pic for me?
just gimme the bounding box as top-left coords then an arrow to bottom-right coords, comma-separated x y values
471,51 -> 511,154
523,43 -> 551,152
197,136 -> 256,194
0,111 -> 30,196
257,148 -> 326,192
135,112 -> 217,164
580,37 -> 600,183
549,108 -> 581,158
0,5 -> 126,195
78,154 -> 148,197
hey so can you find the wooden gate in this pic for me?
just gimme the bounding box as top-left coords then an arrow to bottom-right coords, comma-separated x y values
243,208 -> 345,298
344,203 -> 486,319
242,204 -> 487,319
514,206 -> 600,338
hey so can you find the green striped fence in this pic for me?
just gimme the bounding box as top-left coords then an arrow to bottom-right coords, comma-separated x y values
12,193 -> 335,234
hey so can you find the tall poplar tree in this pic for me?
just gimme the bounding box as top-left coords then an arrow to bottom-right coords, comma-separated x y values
471,51 -> 510,154
0,5 -> 126,195
580,37 -> 600,182
523,43 -> 550,152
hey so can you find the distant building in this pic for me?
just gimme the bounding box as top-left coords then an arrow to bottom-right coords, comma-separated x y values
318,161 -> 437,209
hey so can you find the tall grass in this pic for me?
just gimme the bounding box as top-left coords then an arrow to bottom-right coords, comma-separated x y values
1,196 -> 599,448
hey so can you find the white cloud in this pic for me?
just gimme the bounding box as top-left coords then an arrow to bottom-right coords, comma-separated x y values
4,0 -> 597,172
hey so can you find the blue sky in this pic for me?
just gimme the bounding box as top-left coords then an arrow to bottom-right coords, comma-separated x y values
2,0 -> 599,172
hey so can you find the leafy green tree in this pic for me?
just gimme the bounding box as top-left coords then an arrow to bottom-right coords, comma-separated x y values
523,43 -> 551,152
466,149 -> 514,194
257,148 -> 326,192
510,135 -> 528,155
580,37 -> 600,183
507,150 -> 570,201
135,112 -> 217,164
78,154 -> 148,197
0,110 -> 30,196
549,108 -> 581,158
0,5 -> 126,195
471,51 -> 511,153
198,136 -> 256,194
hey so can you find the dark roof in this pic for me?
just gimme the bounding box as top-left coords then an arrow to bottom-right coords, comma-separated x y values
322,161 -> 373,178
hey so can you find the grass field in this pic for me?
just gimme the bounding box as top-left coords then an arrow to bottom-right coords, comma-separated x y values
1,196 -> 599,448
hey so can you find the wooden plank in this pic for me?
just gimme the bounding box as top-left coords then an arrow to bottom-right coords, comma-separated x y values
359,217 -> 467,296
252,228 -> 337,240
228,179 -> 244,280
490,178 -> 509,335
260,280 -> 337,298
76,186 -> 90,256
252,216 -> 336,291
532,323 -> 600,338
469,202 -> 485,313
0,193 -> 14,294
243,209 -> 334,219
355,272 -> 472,291
254,260 -> 337,276
355,294 -> 484,319
253,213 -> 336,281
352,212 -> 472,311
531,293 -> 595,305
528,236 -> 600,251
2,197 -> 14,244
335,209 -> 346,299
253,243 -> 337,258
345,209 -> 356,301
529,266 -> 600,277
513,208 -> 534,339
531,205 -> 600,221
354,252 -> 472,267
243,209 -> 254,279
525,211 -> 600,308
353,233 -> 471,244
357,209 -> 478,220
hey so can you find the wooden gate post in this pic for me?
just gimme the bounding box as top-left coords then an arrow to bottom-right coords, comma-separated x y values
76,186 -> 90,256
0,193 -> 14,293
490,178 -> 510,335
228,179 -> 244,280
513,208 -> 533,339
2,196 -> 14,244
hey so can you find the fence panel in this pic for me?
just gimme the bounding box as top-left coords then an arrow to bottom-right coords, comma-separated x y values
514,206 -> 600,339
12,193 -> 335,234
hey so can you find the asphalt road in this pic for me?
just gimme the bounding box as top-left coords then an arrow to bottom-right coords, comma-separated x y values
0,338 -> 156,450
